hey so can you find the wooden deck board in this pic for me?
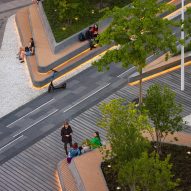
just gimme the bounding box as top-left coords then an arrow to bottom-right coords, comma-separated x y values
9,158 -> 56,190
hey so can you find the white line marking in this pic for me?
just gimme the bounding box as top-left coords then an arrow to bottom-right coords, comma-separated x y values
63,83 -> 110,113
13,109 -> 58,138
7,98 -> 55,128
0,135 -> 24,152
117,67 -> 135,78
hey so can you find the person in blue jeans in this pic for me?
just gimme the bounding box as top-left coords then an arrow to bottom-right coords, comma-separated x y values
67,143 -> 81,163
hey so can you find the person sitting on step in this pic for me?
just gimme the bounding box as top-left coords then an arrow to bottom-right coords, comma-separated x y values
67,143 -> 81,163
18,38 -> 35,63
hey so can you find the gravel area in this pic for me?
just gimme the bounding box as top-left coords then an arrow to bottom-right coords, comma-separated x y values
0,15 -> 45,119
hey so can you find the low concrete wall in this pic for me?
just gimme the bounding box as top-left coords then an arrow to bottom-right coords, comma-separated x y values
69,159 -> 86,191
38,2 -> 56,54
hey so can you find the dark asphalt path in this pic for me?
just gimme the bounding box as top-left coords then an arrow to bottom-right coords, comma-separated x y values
0,63 -> 135,165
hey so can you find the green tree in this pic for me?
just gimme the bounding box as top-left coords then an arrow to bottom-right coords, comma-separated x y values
93,0 -> 177,105
144,84 -> 184,154
119,152 -> 179,191
99,98 -> 151,168
43,0 -> 60,25
54,0 -> 91,24
185,8 -> 191,38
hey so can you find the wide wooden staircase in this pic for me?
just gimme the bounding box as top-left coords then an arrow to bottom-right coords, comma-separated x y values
15,4 -> 112,88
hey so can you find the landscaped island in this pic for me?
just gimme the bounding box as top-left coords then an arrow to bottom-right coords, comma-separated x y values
43,0 -> 131,42
102,143 -> 191,191
97,83 -> 189,191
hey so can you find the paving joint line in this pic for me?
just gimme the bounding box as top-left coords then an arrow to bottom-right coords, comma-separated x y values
0,135 -> 24,152
13,109 -> 58,138
7,98 -> 55,128
63,83 -> 111,113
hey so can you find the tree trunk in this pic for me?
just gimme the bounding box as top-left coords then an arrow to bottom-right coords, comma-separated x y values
155,129 -> 162,156
139,68 -> 143,105
129,184 -> 136,191
100,0 -> 103,9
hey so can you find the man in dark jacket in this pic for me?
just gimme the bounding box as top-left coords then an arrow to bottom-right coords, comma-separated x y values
61,121 -> 73,155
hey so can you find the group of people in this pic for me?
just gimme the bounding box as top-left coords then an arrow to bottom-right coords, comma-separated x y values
79,24 -> 99,50
61,121 -> 102,163
17,38 -> 35,63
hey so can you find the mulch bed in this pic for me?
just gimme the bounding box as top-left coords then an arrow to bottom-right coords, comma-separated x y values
101,143 -> 191,191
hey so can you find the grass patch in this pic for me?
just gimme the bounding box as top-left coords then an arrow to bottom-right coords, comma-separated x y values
43,0 -> 131,42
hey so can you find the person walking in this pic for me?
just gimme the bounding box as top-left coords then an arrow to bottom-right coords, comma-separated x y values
61,121 -> 73,155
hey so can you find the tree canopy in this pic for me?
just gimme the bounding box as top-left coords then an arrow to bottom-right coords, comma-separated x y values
99,98 -> 179,191
93,0 -> 178,103
94,0 -> 177,70
144,83 -> 184,153
99,99 -> 151,167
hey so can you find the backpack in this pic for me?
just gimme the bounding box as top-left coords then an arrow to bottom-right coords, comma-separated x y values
78,32 -> 86,41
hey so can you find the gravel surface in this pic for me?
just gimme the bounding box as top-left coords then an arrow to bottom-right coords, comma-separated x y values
0,15 -> 45,119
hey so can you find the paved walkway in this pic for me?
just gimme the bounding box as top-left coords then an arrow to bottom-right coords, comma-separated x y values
0,65 -> 191,190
